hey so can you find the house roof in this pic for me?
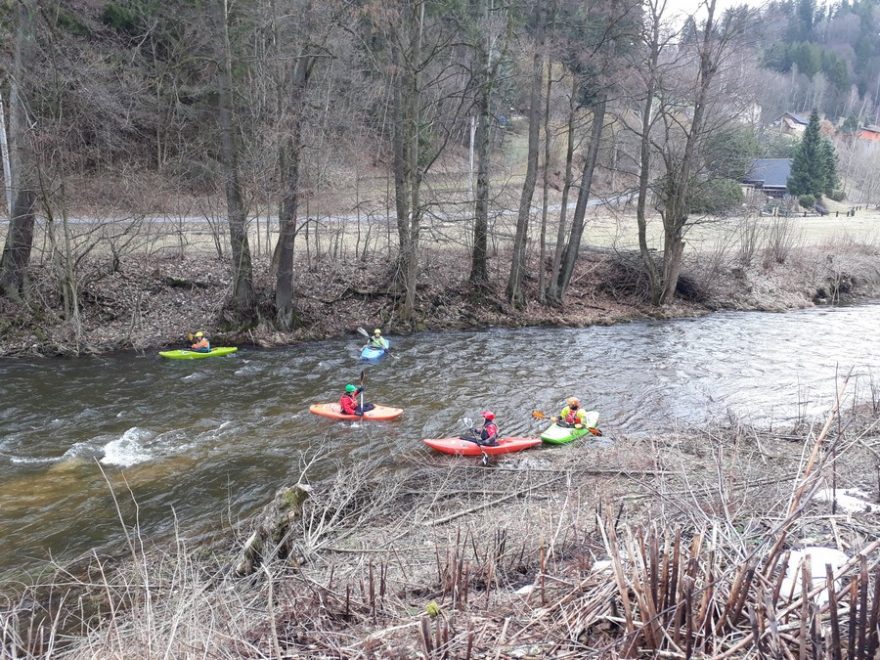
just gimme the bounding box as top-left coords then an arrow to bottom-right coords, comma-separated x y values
785,112 -> 809,125
743,158 -> 792,189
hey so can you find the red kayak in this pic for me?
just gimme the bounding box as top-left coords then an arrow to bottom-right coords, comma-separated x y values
423,436 -> 541,456
309,403 -> 403,422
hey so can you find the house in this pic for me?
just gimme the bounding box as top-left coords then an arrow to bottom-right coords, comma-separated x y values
772,112 -> 809,136
742,158 -> 792,198
855,125 -> 880,143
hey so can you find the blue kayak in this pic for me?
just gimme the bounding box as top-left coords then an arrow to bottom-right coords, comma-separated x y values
360,340 -> 390,361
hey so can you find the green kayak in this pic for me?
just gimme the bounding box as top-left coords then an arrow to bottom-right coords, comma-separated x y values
540,410 -> 600,445
159,347 -> 238,360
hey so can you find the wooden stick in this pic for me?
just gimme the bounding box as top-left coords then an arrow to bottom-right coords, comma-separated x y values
423,477 -> 562,526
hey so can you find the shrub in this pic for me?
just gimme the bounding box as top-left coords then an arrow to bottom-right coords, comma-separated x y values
829,189 -> 846,202
101,2 -> 140,35
689,178 -> 745,215
798,194 -> 815,209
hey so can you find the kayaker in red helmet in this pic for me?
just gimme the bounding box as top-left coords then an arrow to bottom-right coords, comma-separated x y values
462,410 -> 499,446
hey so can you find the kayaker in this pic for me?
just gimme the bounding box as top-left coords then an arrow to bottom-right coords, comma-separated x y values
189,331 -> 211,353
556,397 -> 587,428
462,410 -> 499,446
339,383 -> 375,416
367,329 -> 389,351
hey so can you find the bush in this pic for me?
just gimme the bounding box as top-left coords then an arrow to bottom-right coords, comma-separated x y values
688,178 -> 745,215
798,194 -> 815,209
829,189 -> 846,202
101,2 -> 140,35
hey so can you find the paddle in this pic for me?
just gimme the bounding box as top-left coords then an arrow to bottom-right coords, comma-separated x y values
357,327 -> 399,360
359,368 -> 366,411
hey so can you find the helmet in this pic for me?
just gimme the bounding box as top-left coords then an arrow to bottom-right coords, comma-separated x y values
481,410 -> 495,421
373,329 -> 382,336
345,384 -> 357,393
566,397 -> 580,408
195,331 -> 204,338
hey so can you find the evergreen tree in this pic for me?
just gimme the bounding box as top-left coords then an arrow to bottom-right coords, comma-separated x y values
787,110 -> 826,197
819,138 -> 838,195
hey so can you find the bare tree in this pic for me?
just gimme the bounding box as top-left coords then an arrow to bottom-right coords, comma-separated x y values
216,0 -> 256,321
468,0 -> 510,289
507,0 -> 546,307
629,0 -> 755,305
0,0 -> 38,301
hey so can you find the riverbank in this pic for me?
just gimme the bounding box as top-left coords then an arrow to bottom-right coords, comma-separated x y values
5,397 -> 880,657
1,235 -> 879,357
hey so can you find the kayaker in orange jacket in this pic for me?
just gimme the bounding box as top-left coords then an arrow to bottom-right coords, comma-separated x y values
189,331 -> 211,352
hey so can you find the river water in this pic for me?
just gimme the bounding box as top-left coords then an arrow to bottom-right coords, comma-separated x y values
2,305 -> 880,578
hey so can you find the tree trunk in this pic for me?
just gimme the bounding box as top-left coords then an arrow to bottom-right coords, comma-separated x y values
391,1 -> 424,325
0,0 -> 37,301
0,91 -> 12,218
469,6 -> 493,288
546,74 -> 577,297
218,0 -> 255,321
506,0 -> 545,307
537,60 -> 553,303
275,55 -> 314,330
655,0 -> 718,306
545,94 -> 606,304
637,12 -> 661,304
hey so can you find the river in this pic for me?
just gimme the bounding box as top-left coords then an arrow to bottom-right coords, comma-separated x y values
2,304 -> 879,578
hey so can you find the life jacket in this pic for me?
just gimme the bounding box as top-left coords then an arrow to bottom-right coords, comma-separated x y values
191,338 -> 210,351
340,393 -> 359,415
562,406 -> 584,425
369,337 -> 388,349
481,421 -> 498,442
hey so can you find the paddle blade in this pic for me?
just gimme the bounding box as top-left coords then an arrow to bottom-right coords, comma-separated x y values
588,427 -> 603,437
531,410 -> 546,420
357,327 -> 370,338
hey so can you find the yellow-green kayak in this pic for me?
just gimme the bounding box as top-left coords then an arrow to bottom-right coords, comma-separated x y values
159,347 -> 238,360
540,411 -> 600,444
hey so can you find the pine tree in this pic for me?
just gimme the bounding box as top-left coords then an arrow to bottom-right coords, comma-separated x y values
819,138 -> 838,195
787,110 -> 825,198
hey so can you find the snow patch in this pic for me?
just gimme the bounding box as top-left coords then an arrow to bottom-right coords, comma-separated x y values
780,547 -> 848,605
813,488 -> 877,514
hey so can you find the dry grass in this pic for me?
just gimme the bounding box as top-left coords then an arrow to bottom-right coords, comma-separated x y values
4,384 -> 880,658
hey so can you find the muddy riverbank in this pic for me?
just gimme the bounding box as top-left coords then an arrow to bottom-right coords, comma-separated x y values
1,241 -> 879,358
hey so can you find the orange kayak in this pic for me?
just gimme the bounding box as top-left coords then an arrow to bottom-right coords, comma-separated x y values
423,436 -> 541,456
309,403 -> 403,422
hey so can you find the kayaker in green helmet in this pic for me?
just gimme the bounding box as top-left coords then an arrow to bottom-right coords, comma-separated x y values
339,383 -> 375,416
368,328 -> 389,350
555,397 -> 587,428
